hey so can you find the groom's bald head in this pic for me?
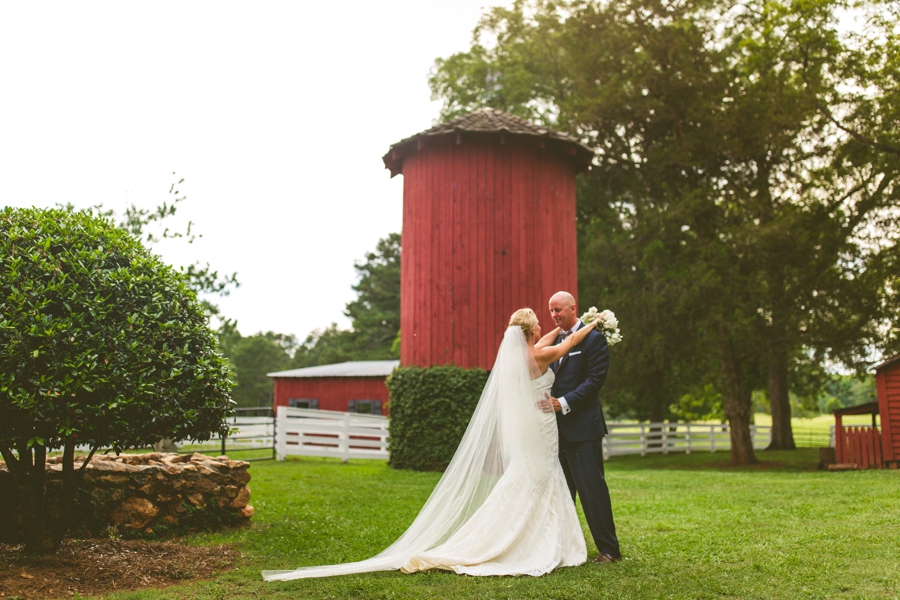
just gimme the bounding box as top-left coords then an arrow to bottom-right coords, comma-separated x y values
549,291 -> 578,330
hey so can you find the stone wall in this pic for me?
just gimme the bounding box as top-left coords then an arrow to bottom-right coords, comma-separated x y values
0,453 -> 252,542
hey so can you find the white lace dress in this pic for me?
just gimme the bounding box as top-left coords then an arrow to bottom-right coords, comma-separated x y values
263,329 -> 587,582
400,368 -> 587,576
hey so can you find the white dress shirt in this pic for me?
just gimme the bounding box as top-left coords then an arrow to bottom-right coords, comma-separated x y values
557,321 -> 583,416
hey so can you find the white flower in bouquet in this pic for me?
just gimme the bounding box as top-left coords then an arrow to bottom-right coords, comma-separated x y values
581,307 -> 623,346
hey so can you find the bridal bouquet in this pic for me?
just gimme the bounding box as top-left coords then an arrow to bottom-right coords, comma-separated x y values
581,307 -> 623,346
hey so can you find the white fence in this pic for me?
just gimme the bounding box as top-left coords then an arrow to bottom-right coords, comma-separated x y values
269,414 -> 772,462
174,413 -> 276,457
603,422 -> 772,459
275,407 -> 389,461
74,416 -> 797,462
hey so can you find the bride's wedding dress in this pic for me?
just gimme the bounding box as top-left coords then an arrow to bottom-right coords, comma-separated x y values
263,328 -> 586,581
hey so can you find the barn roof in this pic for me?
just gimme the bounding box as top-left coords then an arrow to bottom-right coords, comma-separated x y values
874,354 -> 900,373
383,107 -> 593,177
267,360 -> 399,378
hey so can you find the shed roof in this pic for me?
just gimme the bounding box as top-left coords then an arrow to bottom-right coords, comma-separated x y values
383,107 -> 593,177
832,401 -> 879,416
267,360 -> 399,379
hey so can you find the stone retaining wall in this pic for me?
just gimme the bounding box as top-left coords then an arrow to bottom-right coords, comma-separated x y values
0,453 -> 252,542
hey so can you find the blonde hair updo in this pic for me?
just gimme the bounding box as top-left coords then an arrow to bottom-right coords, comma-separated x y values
509,308 -> 539,340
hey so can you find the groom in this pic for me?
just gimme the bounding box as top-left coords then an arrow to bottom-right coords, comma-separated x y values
547,291 -> 621,563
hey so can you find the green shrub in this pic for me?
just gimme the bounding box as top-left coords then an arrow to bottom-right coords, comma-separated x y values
386,365 -> 488,471
0,207 -> 234,553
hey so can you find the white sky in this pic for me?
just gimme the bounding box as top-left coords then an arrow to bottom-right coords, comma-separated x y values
1,1 -> 505,339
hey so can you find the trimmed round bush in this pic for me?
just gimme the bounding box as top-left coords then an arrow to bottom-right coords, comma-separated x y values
0,207 -> 234,552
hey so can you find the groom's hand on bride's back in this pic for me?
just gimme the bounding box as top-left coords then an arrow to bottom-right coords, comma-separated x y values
536,397 -> 562,413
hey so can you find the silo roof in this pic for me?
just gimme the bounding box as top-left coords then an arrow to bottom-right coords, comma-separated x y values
383,107 -> 593,177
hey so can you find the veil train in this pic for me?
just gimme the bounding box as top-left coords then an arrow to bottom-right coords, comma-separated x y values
263,326 -> 547,581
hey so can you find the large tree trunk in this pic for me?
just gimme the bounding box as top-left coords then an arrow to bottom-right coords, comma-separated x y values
766,348 -> 796,450
647,368 -> 667,448
719,338 -> 758,465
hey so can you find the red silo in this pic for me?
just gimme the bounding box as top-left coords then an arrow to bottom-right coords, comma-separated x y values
383,108 -> 592,370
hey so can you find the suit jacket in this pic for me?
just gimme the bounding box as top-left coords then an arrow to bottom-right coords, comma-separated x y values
551,320 -> 610,443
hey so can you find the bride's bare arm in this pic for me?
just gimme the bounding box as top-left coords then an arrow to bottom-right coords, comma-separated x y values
534,327 -> 561,349
533,320 -> 599,368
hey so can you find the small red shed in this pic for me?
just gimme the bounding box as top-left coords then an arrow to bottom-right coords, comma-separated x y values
875,354 -> 900,469
268,360 -> 398,416
832,355 -> 900,470
832,402 -> 882,469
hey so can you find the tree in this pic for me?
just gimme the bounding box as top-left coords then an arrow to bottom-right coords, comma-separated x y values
429,0 -> 900,464
0,207 -> 234,553
60,174 -> 240,319
217,327 -> 295,407
117,175 -> 240,318
293,233 -> 401,367
344,233 -> 402,357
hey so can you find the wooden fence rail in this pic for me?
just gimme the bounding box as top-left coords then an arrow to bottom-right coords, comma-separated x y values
79,415 -> 844,462
601,422 -> 771,459
275,407 -> 390,461
270,414 -> 771,462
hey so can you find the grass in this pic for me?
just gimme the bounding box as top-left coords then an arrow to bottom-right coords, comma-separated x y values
93,448 -> 900,600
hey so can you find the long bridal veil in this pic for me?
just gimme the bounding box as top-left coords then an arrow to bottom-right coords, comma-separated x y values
263,326 -> 548,581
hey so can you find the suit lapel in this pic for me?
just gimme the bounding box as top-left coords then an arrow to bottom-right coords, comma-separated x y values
556,320 -> 584,371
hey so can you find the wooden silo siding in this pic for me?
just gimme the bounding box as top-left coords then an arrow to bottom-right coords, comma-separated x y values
272,376 -> 389,415
400,134 -> 578,370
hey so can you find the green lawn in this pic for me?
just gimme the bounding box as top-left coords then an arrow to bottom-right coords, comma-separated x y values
96,448 -> 900,600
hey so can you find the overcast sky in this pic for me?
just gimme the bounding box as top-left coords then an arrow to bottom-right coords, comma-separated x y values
1,1 -> 506,340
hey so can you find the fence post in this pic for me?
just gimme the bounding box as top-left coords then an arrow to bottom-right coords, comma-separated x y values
640,424 -> 647,457
710,425 -> 716,453
662,423 -> 669,455
271,408 -> 277,461
341,413 -> 350,463
602,435 -> 609,461
276,406 -> 286,461
685,423 -> 691,455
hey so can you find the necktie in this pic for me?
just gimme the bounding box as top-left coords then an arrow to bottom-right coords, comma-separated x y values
559,330 -> 570,342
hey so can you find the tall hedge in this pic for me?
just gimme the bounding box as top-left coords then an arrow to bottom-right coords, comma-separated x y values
386,365 -> 488,471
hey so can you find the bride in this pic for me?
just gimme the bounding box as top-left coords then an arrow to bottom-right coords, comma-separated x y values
263,309 -> 599,580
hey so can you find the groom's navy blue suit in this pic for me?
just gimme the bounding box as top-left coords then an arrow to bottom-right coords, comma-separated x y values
551,320 -> 620,558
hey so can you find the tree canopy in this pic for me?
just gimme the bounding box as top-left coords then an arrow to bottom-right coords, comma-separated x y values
430,0 -> 900,463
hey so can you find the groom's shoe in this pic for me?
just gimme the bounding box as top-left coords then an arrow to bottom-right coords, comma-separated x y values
593,553 -> 622,564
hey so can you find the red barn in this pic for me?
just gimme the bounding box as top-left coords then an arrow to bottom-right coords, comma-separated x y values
875,355 -> 900,469
269,361 -> 398,416
383,108 -> 592,370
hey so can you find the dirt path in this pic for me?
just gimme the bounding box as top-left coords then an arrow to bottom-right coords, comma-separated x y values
0,538 -> 236,599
